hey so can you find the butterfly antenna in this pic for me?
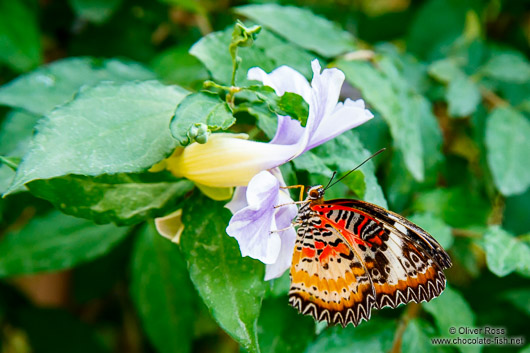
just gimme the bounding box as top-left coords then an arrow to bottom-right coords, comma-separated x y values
324,148 -> 386,190
323,171 -> 337,190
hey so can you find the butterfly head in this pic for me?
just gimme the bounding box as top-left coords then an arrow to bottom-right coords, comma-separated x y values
306,185 -> 325,203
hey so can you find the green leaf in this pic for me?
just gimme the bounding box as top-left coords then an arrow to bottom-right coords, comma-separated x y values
292,152 -> 333,176
340,170 -> 366,200
170,92 -> 235,145
253,29 -> 317,79
278,93 -> 309,126
190,27 -> 314,86
150,45 -> 209,88
306,317 -> 396,353
521,345 -> 530,353
503,189 -> 530,235
5,81 -> 188,195
0,156 -> 18,171
408,213 -> 454,250
180,194 -> 265,353
0,109 -> 40,157
265,271 -> 291,298
68,0 -> 123,23
402,319 -> 447,353
131,223 -> 195,353
242,102 -> 278,139
338,59 -> 428,181
481,226 -> 530,277
0,0 -> 41,72
0,156 -> 20,194
235,4 -> 355,57
245,85 -> 309,126
406,0 -> 467,59
501,288 -> 530,317
481,53 -> 530,84
0,165 -> 15,195
373,45 -> 444,179
18,308 -> 108,353
0,211 -> 129,277
446,75 -> 481,117
27,174 -> 193,225
423,286 -> 479,353
428,59 -> 464,83
309,130 -> 388,208
384,152 -> 416,212
485,107 -> 530,196
450,238 -> 481,278
257,297 -> 315,353
190,28 -> 273,86
0,57 -> 155,115
412,187 -> 490,228
417,96 -> 444,179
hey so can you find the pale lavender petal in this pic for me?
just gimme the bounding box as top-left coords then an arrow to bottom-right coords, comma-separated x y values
265,226 -> 296,280
307,60 -> 345,133
226,171 -> 281,264
269,115 -> 304,146
248,66 -> 312,102
270,167 -> 300,231
276,192 -> 298,227
225,186 -> 248,214
264,171 -> 298,280
306,98 -> 374,151
269,167 -> 289,188
286,60 -> 348,160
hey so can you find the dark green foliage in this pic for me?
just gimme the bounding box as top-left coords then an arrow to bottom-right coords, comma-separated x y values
0,0 -> 528,352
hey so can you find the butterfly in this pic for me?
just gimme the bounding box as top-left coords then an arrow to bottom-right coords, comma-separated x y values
288,183 -> 452,327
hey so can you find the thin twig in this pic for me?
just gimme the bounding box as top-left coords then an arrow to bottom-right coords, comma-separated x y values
451,228 -> 483,238
389,303 -> 422,353
480,86 -> 509,109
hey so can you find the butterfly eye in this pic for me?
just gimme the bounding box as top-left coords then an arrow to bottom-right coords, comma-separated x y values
309,189 -> 320,198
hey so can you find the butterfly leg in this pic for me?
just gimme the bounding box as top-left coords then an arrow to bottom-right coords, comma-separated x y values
280,185 -> 306,201
273,200 -> 308,209
270,219 -> 303,234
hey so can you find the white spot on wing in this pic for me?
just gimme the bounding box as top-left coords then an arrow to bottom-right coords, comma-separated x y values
383,233 -> 409,283
394,222 -> 407,235
388,213 -> 399,221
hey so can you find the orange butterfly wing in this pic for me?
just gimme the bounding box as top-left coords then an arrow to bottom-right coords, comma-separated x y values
289,198 -> 451,327
289,209 -> 376,327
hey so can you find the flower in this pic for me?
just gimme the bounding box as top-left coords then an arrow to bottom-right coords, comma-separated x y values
155,209 -> 184,243
155,59 -> 372,280
164,60 -> 373,189
224,60 -> 373,280
226,169 -> 298,280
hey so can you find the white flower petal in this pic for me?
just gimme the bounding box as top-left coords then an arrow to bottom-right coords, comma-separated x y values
225,186 -> 248,214
308,59 -> 346,134
269,115 -> 305,146
245,171 -> 278,206
248,66 -> 312,103
307,98 -> 374,150
264,226 -> 296,280
226,171 -> 282,264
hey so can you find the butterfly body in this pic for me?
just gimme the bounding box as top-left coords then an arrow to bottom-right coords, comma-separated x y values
289,185 -> 452,327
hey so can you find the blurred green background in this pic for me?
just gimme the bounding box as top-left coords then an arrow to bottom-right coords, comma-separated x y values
0,0 -> 529,352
